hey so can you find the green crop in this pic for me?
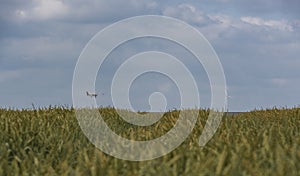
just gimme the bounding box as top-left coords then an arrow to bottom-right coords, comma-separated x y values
0,107 -> 299,175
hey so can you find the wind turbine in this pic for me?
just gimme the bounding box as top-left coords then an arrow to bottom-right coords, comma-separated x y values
226,90 -> 233,112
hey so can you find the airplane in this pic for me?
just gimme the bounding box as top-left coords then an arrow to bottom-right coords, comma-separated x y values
86,91 -> 98,98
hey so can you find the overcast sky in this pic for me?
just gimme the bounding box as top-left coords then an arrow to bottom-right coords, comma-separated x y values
1,0 -> 299,111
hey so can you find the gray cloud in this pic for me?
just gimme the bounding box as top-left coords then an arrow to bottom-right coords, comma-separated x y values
0,0 -> 299,111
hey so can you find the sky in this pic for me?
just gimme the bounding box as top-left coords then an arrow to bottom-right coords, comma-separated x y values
0,0 -> 299,111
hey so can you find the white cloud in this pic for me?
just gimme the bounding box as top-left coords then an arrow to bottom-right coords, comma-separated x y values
63,0 -> 158,22
32,0 -> 68,19
15,9 -> 26,19
198,14 -> 239,41
163,4 -> 209,25
13,0 -> 158,22
241,16 -> 293,31
208,14 -> 232,26
15,0 -> 68,20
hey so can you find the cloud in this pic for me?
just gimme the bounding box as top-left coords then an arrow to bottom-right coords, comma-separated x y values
208,14 -> 233,26
14,0 -> 69,21
1,37 -> 81,62
208,0 -> 300,19
241,16 -> 293,31
1,0 -> 300,110
270,78 -> 289,86
0,70 -> 21,83
9,0 -> 158,23
63,0 -> 158,23
163,4 -> 211,26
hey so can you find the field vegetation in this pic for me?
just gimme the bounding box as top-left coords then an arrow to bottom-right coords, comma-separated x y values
0,107 -> 300,175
